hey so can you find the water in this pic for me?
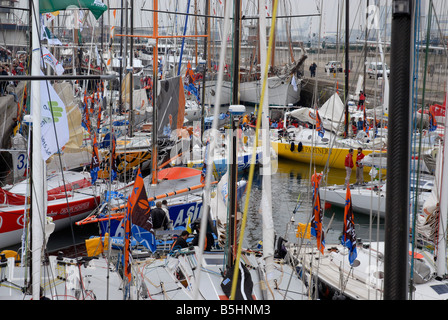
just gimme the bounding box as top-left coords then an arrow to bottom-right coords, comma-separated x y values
242,158 -> 385,249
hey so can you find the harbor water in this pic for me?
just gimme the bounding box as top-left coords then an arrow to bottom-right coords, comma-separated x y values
34,158 -> 385,255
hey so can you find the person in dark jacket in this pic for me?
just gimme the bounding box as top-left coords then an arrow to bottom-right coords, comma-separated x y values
151,201 -> 169,231
191,220 -> 214,251
171,230 -> 190,251
309,62 -> 317,77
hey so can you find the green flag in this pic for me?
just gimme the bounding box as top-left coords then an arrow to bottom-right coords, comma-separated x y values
40,0 -> 107,20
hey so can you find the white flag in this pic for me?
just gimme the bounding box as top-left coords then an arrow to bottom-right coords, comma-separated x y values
95,45 -> 101,66
291,75 -> 298,92
41,47 -> 64,76
39,80 -> 69,160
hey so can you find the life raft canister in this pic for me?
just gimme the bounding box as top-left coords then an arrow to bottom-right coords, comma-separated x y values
290,142 -> 295,152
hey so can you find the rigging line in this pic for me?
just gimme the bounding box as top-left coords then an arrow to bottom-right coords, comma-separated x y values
410,0 -> 433,298
230,0 -> 279,301
38,1 -> 104,299
192,0 -> 231,300
29,0 -> 73,299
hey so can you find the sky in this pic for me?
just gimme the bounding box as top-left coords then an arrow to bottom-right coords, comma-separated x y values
11,0 -> 443,41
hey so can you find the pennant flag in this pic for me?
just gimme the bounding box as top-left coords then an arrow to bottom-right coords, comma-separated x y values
185,61 -> 195,85
40,0 -> 108,20
96,90 -> 102,133
39,80 -> 69,160
201,139 -> 210,184
90,133 -> 100,184
316,109 -> 325,138
82,92 -> 92,134
131,224 -> 156,253
429,108 -> 437,132
41,24 -> 62,45
363,106 -> 369,136
310,171 -> 325,254
43,11 -> 60,24
95,45 -> 101,66
308,110 -> 325,138
111,133 -> 117,181
186,215 -> 192,233
184,83 -> 201,103
291,75 -> 298,92
341,186 -> 357,265
41,47 -> 64,75
123,168 -> 154,282
127,168 -> 153,233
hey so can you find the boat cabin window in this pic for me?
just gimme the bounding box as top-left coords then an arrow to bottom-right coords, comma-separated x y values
204,256 -> 224,266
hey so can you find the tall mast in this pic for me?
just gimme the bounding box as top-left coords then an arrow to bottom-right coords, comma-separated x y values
384,0 -> 413,300
259,0 -> 275,297
363,0 -> 369,93
177,0 -> 191,76
344,0 -> 349,138
228,0 -> 241,269
200,0 -> 210,139
129,0 -> 134,136
151,0 -> 159,185
30,0 -> 46,301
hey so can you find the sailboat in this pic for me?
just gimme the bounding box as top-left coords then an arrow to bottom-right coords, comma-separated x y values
271,92 -> 387,172
0,0 -> 127,300
238,2 -> 306,106
287,0 -> 448,301
75,0 -> 309,301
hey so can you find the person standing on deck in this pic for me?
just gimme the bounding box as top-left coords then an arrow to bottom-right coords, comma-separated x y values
345,149 -> 354,186
309,62 -> 317,77
161,199 -> 173,230
355,148 -> 365,185
357,91 -> 366,111
151,201 -> 169,231
171,230 -> 190,251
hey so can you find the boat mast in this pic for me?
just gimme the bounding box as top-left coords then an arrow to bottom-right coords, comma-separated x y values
129,0 -> 134,136
344,0 -> 349,138
30,0 -> 46,301
259,0 -> 275,296
363,0 -> 369,93
227,0 -> 241,269
384,0 -> 413,300
200,0 -> 210,139
177,0 -> 191,76
437,80 -> 448,277
151,0 -> 159,185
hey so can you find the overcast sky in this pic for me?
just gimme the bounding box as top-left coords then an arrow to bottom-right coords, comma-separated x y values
28,0 -> 443,39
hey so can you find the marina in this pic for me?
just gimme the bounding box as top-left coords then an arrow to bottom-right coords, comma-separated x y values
0,0 -> 447,304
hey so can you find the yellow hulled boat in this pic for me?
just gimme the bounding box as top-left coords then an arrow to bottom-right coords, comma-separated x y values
272,140 -> 386,174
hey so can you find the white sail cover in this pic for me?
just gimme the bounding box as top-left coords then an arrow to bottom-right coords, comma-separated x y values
289,93 -> 345,133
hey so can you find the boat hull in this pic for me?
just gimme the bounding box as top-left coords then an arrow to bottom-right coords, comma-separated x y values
321,185 -> 386,218
0,194 -> 101,248
272,140 -> 385,173
204,80 -> 232,106
99,200 -> 203,238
